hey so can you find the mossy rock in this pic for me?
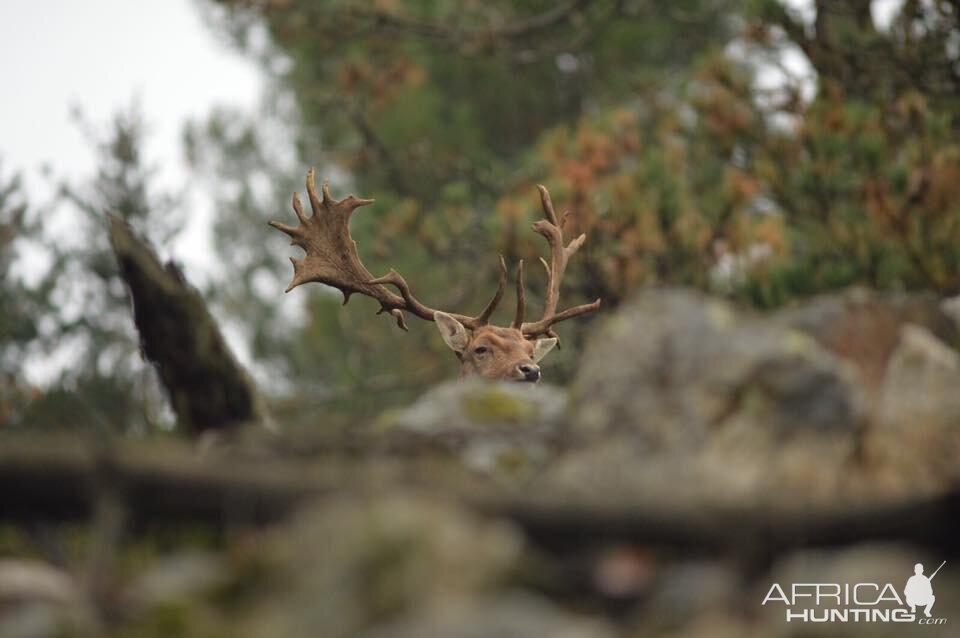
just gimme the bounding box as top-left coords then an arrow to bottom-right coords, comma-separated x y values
379,380 -> 568,476
386,380 -> 566,432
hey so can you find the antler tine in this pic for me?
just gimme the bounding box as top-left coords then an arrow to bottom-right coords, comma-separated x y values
537,182 -> 561,226
291,189 -> 308,224
475,256 -> 508,326
512,260 -> 525,329
306,167 -> 323,211
521,185 -> 601,338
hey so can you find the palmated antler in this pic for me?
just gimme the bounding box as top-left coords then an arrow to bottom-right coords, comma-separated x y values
515,185 -> 601,339
269,168 -> 507,331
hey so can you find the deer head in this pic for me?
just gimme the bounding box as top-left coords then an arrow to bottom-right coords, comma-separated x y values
269,169 -> 600,382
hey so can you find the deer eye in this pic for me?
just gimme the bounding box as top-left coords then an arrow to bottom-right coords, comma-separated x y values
474,346 -> 489,355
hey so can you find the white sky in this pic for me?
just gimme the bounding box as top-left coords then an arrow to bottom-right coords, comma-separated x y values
0,0 -> 263,281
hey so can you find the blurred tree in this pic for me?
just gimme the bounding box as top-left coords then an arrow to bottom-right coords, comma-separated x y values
193,0 -> 741,415
492,58 -> 782,307
0,163 -> 55,426
205,0 -> 735,197
738,0 -> 960,303
755,0 -> 960,109
187,0 -> 960,418
0,166 -> 35,374
492,0 -> 960,312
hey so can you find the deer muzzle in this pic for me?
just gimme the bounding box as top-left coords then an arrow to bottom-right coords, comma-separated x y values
517,363 -> 541,383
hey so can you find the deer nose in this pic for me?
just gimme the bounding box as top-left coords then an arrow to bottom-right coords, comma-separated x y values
518,363 -> 540,382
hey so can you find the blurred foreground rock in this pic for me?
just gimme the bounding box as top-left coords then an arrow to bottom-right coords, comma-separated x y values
121,551 -> 228,616
2,286 -> 958,638
223,492 -> 611,638
363,592 -> 615,638
381,380 -> 567,476
0,559 -> 90,638
627,543 -> 958,637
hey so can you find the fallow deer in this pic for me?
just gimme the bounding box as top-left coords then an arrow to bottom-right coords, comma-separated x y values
269,169 -> 600,382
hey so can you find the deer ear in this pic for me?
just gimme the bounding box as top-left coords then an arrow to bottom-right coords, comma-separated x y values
434,312 -> 470,353
532,337 -> 557,362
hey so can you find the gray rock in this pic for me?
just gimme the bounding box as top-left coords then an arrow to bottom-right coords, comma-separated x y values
626,559 -> 745,636
573,288 -> 865,452
362,592 -> 615,638
553,288 -> 960,507
122,551 -> 228,614
382,380 -> 568,476
876,324 -> 960,428
389,380 -> 567,432
865,324 -> 960,495
236,492 -> 524,638
0,559 -> 91,638
776,287 -> 958,392
0,560 -> 76,606
550,288 -> 876,507
940,293 -> 960,325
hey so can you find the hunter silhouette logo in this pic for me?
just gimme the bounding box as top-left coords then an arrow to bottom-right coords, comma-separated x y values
762,560 -> 947,625
905,561 -> 944,618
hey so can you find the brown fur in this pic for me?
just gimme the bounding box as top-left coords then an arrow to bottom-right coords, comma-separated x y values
458,326 -> 538,381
